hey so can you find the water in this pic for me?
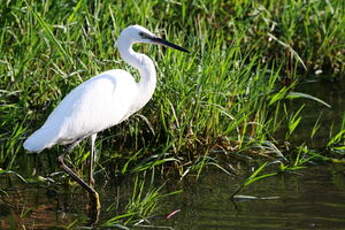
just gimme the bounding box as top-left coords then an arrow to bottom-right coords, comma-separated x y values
0,181 -> 89,229
2,164 -> 345,229
154,165 -> 345,229
288,79 -> 345,147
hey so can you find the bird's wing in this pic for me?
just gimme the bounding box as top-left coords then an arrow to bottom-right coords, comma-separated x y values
28,70 -> 138,149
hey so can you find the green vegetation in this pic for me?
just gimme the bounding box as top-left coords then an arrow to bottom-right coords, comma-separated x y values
1,0 -> 344,228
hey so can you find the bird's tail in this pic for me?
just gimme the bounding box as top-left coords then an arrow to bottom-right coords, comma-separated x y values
23,127 -> 58,153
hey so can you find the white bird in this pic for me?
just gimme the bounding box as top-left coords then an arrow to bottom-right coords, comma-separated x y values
23,25 -> 188,210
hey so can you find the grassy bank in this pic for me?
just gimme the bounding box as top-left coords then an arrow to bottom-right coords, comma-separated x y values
1,0 -> 345,227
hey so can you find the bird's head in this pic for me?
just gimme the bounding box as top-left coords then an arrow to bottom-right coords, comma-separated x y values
118,25 -> 189,53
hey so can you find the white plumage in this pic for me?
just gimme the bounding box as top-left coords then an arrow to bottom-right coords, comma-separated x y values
23,25 -> 188,154
24,70 -> 137,152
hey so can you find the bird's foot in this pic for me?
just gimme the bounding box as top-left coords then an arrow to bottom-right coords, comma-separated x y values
87,190 -> 101,225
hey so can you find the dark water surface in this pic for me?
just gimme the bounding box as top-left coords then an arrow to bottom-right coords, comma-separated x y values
288,79 -> 345,147
155,165 -> 345,230
1,164 -> 345,229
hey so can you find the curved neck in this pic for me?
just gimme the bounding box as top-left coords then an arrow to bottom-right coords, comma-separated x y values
118,38 -> 157,108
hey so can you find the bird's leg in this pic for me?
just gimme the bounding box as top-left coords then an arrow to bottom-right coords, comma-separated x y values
57,154 -> 101,218
89,134 -> 97,187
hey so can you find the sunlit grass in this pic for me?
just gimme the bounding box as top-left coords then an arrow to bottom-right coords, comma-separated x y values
0,0 -> 345,228
1,0 -> 344,169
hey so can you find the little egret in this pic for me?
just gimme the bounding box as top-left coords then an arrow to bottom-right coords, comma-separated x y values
23,25 -> 188,211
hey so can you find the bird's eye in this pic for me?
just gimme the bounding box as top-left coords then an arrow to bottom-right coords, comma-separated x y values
139,32 -> 150,39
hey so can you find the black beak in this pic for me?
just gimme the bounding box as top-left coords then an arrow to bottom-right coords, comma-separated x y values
150,37 -> 189,53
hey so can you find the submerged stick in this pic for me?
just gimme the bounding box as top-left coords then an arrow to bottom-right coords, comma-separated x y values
58,154 -> 100,224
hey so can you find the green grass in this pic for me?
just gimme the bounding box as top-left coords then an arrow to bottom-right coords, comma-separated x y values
1,0 -> 345,228
1,0 -> 344,169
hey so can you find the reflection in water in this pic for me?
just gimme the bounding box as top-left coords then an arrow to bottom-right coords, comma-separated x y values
156,165 -> 345,230
0,181 -> 88,229
2,165 -> 345,229
288,79 -> 345,147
